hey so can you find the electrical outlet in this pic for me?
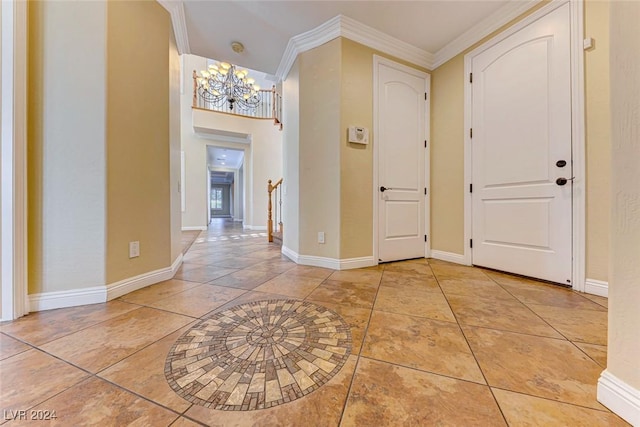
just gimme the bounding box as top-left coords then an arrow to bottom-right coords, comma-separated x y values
318,232 -> 325,244
129,241 -> 140,258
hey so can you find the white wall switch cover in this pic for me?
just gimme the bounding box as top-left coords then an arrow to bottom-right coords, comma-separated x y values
317,232 -> 325,244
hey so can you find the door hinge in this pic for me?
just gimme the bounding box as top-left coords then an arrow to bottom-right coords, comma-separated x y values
470,183 -> 473,193
425,92 -> 428,101
470,73 -> 473,83
424,188 -> 427,195
470,239 -> 473,248
424,140 -> 427,148
470,128 -> 473,138
425,235 -> 428,242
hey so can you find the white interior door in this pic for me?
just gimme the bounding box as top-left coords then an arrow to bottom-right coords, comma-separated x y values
375,57 -> 428,263
470,3 -> 572,284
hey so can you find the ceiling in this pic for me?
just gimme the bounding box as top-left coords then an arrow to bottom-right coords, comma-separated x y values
169,0 -> 536,76
207,146 -> 244,170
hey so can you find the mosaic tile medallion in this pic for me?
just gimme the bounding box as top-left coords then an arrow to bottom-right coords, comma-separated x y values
165,299 -> 352,410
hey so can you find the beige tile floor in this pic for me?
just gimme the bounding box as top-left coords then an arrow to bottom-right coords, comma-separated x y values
0,219 -> 628,426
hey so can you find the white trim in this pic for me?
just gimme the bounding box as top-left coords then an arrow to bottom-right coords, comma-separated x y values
598,370 -> 640,427
462,0 -> 586,284
282,246 -> 375,270
424,74 -> 432,259
432,0 -> 541,68
29,287 -> 107,312
373,55 -> 430,265
243,225 -> 267,231
430,250 -> 467,265
585,278 -> 608,297
106,254 -> 183,300
338,256 -> 377,270
281,245 -> 300,264
339,15 -> 433,71
276,15 -> 432,81
181,150 -> 186,212
569,0 -> 586,292
182,226 -> 207,231
157,0 -> 190,55
1,0 -> 29,321
26,256 -> 184,312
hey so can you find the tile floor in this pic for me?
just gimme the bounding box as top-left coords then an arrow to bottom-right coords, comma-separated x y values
0,219 -> 627,426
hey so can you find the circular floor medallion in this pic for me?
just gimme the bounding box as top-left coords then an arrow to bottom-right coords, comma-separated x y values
165,299 -> 352,410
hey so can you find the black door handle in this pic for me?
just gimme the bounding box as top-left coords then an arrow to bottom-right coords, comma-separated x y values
380,186 -> 388,192
556,177 -> 574,186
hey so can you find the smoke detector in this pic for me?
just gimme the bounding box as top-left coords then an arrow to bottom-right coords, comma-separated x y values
231,41 -> 245,54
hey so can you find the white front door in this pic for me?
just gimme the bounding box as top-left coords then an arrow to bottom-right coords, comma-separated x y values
375,57 -> 428,263
470,3 -> 572,284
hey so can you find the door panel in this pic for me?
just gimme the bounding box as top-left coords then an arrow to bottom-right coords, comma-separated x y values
376,60 -> 427,262
471,3 -> 572,284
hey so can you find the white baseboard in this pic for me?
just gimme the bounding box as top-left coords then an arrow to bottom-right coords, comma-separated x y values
243,225 -> 267,231
282,246 -> 375,270
29,286 -> 107,312
27,255 -> 184,312
598,369 -> 640,426
337,256 -> 376,270
585,278 -> 609,297
106,254 -> 183,300
281,245 -> 300,263
430,250 -> 467,265
181,226 -> 207,231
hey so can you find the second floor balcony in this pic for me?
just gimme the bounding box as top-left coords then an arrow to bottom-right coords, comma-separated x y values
192,69 -> 282,129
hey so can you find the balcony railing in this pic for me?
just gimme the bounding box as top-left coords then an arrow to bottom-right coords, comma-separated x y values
193,71 -> 282,129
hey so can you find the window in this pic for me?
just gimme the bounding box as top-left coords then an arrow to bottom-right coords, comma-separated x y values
211,188 -> 223,210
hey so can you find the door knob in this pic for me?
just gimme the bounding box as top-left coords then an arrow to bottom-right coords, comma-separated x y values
380,186 -> 388,192
556,177 -> 573,186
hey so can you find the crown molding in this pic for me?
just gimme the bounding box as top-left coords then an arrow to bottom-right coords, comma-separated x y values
340,15 -> 434,70
157,0 -> 191,55
276,15 -> 342,80
432,0 -> 541,68
276,14 -> 433,80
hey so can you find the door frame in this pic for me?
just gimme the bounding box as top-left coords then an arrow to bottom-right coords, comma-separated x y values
1,0 -> 29,320
463,0 -> 585,291
372,55 -> 431,264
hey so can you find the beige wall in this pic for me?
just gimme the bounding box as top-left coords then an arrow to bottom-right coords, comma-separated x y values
608,0 -> 640,396
431,55 -> 465,254
28,0 -> 180,295
27,0 -> 107,294
339,39 -> 374,259
585,0 -> 611,282
298,39 -> 342,258
106,0 -> 173,283
430,1 -> 610,283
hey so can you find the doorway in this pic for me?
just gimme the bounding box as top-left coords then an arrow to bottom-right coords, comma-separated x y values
206,146 -> 245,225
464,1 -> 585,287
373,56 -> 430,263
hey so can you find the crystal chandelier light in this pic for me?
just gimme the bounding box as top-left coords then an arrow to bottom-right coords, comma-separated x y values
196,62 -> 261,111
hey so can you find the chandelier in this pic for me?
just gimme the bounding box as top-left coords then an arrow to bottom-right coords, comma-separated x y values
196,62 -> 261,111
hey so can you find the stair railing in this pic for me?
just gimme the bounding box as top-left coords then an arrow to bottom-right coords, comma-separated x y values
268,178 -> 283,242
